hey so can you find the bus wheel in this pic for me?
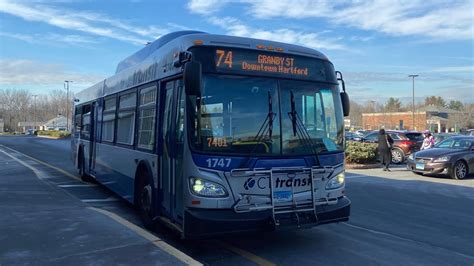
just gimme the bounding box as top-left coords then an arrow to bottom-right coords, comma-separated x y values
136,174 -> 154,229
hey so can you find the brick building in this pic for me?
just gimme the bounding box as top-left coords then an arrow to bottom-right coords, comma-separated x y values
362,105 -> 458,132
362,111 -> 427,131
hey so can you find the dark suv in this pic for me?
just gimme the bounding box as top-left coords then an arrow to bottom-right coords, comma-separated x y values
361,130 -> 423,164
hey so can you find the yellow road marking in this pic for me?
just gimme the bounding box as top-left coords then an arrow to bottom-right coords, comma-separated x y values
214,240 -> 276,266
88,207 -> 202,266
0,144 -> 81,181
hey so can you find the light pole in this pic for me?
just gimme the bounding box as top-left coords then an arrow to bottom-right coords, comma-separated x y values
408,75 -> 419,130
32,95 -> 38,131
64,80 -> 73,131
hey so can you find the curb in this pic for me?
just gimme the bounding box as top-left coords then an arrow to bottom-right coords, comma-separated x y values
37,135 -> 69,140
346,163 -> 380,169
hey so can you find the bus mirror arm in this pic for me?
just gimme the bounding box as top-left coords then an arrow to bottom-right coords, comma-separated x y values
184,61 -> 202,96
336,71 -> 350,117
173,51 -> 192,67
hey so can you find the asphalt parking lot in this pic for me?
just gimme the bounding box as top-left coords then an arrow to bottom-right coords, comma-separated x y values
1,136 -> 473,265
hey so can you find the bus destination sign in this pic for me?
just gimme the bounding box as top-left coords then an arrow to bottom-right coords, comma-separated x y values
214,49 -> 323,80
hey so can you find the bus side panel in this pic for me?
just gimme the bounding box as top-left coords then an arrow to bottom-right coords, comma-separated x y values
94,143 -> 158,203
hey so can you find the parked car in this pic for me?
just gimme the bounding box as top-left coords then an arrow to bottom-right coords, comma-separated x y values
354,130 -> 370,137
360,130 -> 423,164
433,133 -> 458,144
345,131 -> 362,141
406,136 -> 474,179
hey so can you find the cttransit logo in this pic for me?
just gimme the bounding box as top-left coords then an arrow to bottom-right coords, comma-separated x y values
243,176 -> 311,190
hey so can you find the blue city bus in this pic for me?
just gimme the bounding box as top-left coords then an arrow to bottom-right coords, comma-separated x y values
72,31 -> 351,239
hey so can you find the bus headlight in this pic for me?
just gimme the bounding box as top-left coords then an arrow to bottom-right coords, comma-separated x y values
326,172 -> 345,190
190,178 -> 228,197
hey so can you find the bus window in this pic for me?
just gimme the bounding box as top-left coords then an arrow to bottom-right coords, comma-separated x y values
81,105 -> 91,140
137,86 -> 157,150
102,96 -> 116,142
74,106 -> 82,133
176,80 -> 185,143
280,81 -> 343,154
117,92 -> 136,145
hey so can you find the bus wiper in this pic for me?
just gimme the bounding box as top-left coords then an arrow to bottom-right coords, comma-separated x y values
253,91 -> 276,142
288,90 -> 319,155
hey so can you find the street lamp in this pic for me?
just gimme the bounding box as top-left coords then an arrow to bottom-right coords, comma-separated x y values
408,75 -> 419,130
369,100 -> 376,112
64,80 -> 73,131
32,95 -> 38,131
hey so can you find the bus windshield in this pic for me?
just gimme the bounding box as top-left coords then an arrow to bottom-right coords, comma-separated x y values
189,75 -> 344,156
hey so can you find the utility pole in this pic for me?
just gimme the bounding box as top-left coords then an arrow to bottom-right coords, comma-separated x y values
64,80 -> 73,131
32,95 -> 38,131
408,75 -> 419,130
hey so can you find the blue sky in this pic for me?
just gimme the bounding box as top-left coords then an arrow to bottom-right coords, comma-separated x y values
0,0 -> 473,104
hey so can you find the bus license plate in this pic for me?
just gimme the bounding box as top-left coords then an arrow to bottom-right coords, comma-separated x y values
416,162 -> 424,170
273,191 -> 292,203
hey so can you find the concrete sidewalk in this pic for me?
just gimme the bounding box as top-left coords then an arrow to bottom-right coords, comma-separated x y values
0,150 -> 193,265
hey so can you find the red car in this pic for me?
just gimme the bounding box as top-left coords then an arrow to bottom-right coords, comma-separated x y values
360,130 -> 423,164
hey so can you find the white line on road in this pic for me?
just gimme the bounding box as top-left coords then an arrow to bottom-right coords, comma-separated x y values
88,207 -> 203,266
0,144 -> 82,181
0,149 -> 50,181
342,222 -> 474,260
58,184 -> 97,188
81,197 -> 119,203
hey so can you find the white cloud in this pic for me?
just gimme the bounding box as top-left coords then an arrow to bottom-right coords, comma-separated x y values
208,16 -> 346,51
0,59 -> 104,86
0,1 -> 171,45
0,32 -> 98,46
428,66 -> 474,73
333,0 -> 473,40
187,0 -> 229,15
190,0 -> 474,41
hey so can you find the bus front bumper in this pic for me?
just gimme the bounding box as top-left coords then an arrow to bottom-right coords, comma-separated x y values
184,196 -> 350,239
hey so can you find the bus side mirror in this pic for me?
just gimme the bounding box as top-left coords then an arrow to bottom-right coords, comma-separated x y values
184,61 -> 202,96
336,71 -> 350,116
340,91 -> 350,117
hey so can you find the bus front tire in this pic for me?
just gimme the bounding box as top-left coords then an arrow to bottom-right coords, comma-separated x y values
136,173 -> 155,229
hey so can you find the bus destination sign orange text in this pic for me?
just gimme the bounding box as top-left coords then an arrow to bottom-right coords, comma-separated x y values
216,49 -> 309,77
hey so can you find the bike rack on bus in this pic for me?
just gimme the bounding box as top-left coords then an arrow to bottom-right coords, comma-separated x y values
231,164 -> 341,228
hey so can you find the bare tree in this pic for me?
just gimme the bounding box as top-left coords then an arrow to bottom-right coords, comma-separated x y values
0,89 -> 31,131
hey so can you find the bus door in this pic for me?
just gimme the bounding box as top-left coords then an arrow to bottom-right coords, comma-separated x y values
160,79 -> 185,221
81,102 -> 96,175
88,101 -> 97,173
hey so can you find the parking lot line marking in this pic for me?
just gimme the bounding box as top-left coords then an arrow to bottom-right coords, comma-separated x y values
58,184 -> 97,188
88,207 -> 202,266
342,222 -> 474,260
0,149 -> 50,180
1,144 -> 274,265
81,198 -> 119,203
0,144 -> 82,181
213,240 -> 276,266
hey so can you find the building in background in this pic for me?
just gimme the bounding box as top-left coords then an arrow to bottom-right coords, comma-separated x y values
362,105 -> 460,132
0,119 -> 4,133
17,121 -> 45,133
42,115 -> 67,131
